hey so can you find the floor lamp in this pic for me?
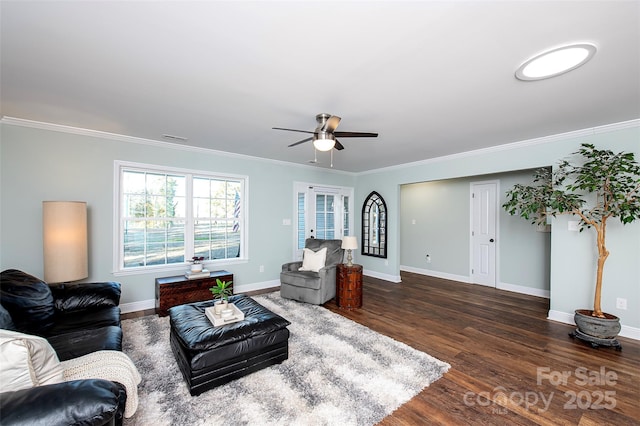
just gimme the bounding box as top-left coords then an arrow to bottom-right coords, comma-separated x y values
43,201 -> 88,283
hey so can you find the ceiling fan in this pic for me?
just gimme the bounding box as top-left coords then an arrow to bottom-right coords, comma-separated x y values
273,113 -> 378,152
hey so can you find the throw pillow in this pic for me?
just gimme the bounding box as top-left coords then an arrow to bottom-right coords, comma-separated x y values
0,329 -> 64,392
299,247 -> 327,272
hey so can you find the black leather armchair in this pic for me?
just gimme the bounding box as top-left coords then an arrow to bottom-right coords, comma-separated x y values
0,269 -> 126,426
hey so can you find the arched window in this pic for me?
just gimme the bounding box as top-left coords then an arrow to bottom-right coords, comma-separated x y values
361,191 -> 387,258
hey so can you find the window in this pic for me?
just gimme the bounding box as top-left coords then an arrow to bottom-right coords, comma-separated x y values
115,162 -> 247,273
297,192 -> 305,250
293,183 -> 353,260
343,196 -> 350,237
315,194 -> 335,240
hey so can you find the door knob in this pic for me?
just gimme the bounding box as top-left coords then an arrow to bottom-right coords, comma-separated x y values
490,238 -> 495,242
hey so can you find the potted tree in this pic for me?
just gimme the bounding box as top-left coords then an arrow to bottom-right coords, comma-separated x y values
209,278 -> 233,314
503,143 -> 640,348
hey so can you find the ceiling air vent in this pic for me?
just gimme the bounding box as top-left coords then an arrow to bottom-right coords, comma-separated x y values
162,134 -> 188,141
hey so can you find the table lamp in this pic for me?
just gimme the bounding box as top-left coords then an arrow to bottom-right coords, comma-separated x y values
341,236 -> 358,267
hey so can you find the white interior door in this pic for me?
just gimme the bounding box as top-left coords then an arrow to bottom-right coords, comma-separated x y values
293,183 -> 353,260
471,181 -> 498,286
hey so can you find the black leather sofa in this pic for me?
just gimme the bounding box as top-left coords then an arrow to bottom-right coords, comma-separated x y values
0,269 -> 127,426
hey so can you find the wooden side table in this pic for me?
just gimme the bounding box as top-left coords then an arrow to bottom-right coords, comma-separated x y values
336,264 -> 363,309
155,270 -> 233,316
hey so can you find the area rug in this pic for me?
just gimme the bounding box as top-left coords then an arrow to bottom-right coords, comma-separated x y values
122,292 -> 449,426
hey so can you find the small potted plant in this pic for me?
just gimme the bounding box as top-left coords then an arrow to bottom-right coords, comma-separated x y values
189,256 -> 205,272
210,278 -> 233,314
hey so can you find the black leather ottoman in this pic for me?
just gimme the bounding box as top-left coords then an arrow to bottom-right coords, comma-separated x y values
169,294 -> 291,396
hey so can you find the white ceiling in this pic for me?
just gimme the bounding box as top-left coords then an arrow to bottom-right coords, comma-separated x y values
2,1 -> 639,172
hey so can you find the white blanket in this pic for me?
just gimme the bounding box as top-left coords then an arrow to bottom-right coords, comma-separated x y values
61,350 -> 141,418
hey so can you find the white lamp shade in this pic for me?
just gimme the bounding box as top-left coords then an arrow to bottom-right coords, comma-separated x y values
43,201 -> 88,283
341,236 -> 358,250
313,133 -> 336,151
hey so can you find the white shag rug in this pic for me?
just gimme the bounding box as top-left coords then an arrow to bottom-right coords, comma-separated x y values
122,292 -> 449,426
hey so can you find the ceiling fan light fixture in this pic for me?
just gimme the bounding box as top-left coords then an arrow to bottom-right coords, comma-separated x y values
515,43 -> 596,81
313,132 -> 335,151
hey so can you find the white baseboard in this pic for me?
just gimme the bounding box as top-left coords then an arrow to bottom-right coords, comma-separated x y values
234,279 -> 281,293
363,269 -> 401,283
120,299 -> 155,314
119,279 -> 281,314
548,310 -> 640,341
400,266 -> 551,300
498,282 -> 550,299
400,265 -> 470,283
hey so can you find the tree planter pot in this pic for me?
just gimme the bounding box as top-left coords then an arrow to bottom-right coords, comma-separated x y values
574,309 -> 621,338
571,309 -> 622,350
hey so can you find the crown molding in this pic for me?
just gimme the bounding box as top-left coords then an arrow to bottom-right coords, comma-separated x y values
3,116 -> 637,176
0,116 -> 355,176
358,118 -> 640,176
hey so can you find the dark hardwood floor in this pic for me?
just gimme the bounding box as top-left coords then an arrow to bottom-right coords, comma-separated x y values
324,272 -> 640,426
123,272 -> 639,425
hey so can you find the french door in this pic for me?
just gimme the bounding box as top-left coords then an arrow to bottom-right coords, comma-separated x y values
293,183 -> 353,260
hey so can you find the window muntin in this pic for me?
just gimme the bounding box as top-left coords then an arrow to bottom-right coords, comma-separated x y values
315,194 -> 335,240
193,177 -> 241,260
117,163 -> 245,272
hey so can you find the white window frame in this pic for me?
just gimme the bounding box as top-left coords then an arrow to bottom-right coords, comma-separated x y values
113,161 -> 249,276
292,182 -> 354,260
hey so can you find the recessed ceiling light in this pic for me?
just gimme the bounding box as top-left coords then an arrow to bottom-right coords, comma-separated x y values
515,43 -> 597,81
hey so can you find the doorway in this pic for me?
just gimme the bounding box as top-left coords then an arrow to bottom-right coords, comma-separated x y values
470,181 -> 498,287
292,183 -> 354,260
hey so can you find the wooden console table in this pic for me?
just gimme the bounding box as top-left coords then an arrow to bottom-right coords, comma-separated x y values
155,270 -> 233,316
336,264 -> 363,309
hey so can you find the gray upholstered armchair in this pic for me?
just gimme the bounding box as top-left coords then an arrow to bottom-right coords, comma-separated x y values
280,238 -> 345,305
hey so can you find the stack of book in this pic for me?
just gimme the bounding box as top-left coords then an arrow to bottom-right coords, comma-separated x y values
185,269 -> 210,279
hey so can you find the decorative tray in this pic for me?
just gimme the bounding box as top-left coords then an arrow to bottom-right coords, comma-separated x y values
205,303 -> 245,327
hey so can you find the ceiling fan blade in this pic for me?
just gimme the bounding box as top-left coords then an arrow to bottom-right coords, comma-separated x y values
287,136 -> 314,147
321,115 -> 341,133
334,140 -> 345,150
273,127 -> 315,134
333,131 -> 378,138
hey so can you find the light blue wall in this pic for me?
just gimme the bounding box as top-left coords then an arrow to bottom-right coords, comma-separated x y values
355,124 -> 639,329
400,179 -> 471,277
400,170 -> 551,293
498,170 -> 551,292
2,121 -> 638,331
0,123 -> 354,306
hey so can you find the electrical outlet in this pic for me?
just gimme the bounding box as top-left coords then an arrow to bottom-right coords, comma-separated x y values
259,265 -> 264,273
616,298 -> 627,310
426,254 -> 431,263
